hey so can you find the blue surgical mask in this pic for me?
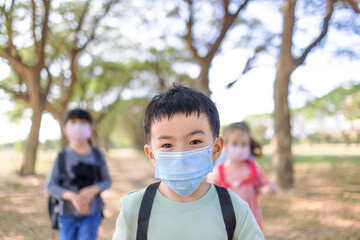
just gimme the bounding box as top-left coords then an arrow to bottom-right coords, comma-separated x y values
152,139 -> 217,196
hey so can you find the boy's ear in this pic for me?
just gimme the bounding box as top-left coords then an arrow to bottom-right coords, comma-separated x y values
144,144 -> 156,167
211,137 -> 224,162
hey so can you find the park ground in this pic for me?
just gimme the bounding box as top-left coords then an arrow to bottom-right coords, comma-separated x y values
0,144 -> 359,240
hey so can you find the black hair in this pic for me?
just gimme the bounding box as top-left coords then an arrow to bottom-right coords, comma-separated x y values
223,121 -> 263,157
143,85 -> 220,142
65,108 -> 93,124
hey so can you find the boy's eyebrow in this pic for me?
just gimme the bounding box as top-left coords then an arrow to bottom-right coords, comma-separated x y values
156,130 -> 205,140
186,130 -> 205,137
156,135 -> 175,140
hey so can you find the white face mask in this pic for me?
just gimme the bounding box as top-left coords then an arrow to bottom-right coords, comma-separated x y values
226,145 -> 251,162
152,139 -> 217,196
65,123 -> 92,143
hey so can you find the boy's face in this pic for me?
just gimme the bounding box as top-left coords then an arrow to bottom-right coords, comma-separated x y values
224,129 -> 250,151
144,113 -> 223,166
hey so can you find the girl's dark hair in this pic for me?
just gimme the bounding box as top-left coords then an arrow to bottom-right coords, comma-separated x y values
65,108 -> 93,124
143,85 -> 220,142
223,121 -> 262,157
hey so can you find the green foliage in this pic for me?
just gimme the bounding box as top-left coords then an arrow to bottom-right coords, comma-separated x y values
12,183 -> 25,192
40,139 -> 59,151
343,91 -> 360,120
107,98 -> 149,150
14,140 -> 25,152
307,132 -> 343,144
5,102 -> 28,123
298,84 -> 360,119
244,113 -> 273,145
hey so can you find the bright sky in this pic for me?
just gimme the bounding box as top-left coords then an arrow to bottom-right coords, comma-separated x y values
0,1 -> 359,144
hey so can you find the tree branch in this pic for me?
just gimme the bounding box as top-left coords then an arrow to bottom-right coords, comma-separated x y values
44,66 -> 53,96
226,44 -> 267,88
206,0 -> 250,61
37,0 -> 51,68
0,48 -> 31,80
61,50 -> 78,107
294,0 -> 335,67
342,0 -> 360,13
3,0 -> 23,63
31,0 -> 38,51
95,91 -> 122,124
0,84 -> 29,102
75,0 -> 92,35
77,0 -> 118,51
184,0 -> 202,62
45,101 -> 62,121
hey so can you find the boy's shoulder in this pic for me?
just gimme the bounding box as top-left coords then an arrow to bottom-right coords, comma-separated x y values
226,187 -> 251,214
120,186 -> 148,214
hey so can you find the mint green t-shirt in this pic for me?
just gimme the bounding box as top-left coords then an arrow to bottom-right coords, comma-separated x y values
112,183 -> 264,240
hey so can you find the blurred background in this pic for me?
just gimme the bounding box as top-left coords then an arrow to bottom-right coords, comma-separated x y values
0,0 -> 359,239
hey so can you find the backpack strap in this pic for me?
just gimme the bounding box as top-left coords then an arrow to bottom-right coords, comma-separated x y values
218,163 -> 230,188
248,161 -> 260,195
92,147 -> 102,164
214,185 -> 236,240
57,150 -> 67,185
136,182 -> 236,240
91,147 -> 103,182
136,181 -> 161,240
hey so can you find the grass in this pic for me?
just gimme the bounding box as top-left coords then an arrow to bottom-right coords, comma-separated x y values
0,145 -> 359,240
256,147 -> 360,240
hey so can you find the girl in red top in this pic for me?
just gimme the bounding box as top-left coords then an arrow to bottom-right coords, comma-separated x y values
207,121 -> 277,229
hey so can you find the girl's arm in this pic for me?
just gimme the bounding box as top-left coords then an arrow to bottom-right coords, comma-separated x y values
260,182 -> 278,195
256,164 -> 278,195
95,150 -> 112,192
45,155 -> 67,198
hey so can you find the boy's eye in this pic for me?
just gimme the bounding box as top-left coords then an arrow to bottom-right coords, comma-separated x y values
161,143 -> 173,148
190,140 -> 201,145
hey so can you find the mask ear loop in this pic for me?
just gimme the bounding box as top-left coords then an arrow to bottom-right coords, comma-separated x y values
210,138 -> 218,150
149,146 -> 158,158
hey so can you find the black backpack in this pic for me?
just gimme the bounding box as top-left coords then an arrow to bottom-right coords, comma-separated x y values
48,148 -> 102,229
136,182 -> 236,240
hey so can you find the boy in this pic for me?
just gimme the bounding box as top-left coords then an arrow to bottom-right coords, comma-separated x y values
112,85 -> 264,240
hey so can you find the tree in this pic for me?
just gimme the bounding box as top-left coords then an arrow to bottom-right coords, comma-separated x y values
0,0 -> 118,175
184,0 -> 251,95
273,0 -> 359,188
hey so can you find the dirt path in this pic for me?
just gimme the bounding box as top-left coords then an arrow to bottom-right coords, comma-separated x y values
0,147 -> 359,240
98,149 -> 156,239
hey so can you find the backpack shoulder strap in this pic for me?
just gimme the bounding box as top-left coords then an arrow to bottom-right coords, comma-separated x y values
92,147 -> 102,164
91,147 -> 104,182
214,184 -> 236,240
136,181 -> 161,240
218,163 -> 229,188
248,161 -> 259,189
57,150 -> 67,184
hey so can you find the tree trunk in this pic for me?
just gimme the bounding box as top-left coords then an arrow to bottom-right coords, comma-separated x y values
59,118 -> 68,149
20,91 -> 44,175
196,61 -> 211,96
273,71 -> 294,189
60,131 -> 69,149
272,0 -> 296,189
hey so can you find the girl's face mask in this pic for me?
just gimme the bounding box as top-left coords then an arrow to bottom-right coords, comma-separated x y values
226,145 -> 251,162
151,139 -> 217,196
65,122 -> 92,143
